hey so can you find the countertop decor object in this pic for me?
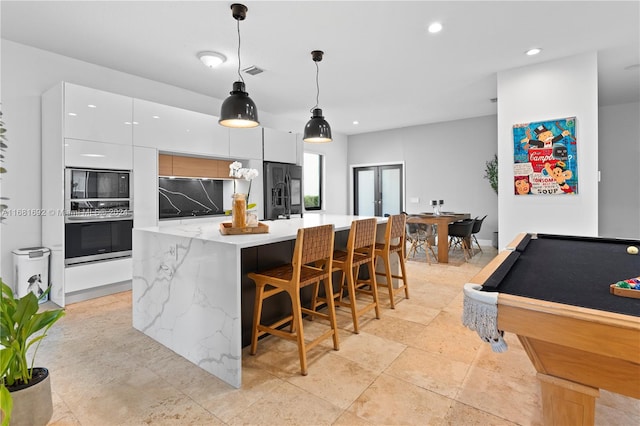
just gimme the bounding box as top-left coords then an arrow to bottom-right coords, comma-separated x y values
303,50 -> 332,143
220,221 -> 269,235
219,3 -> 259,128
228,161 -> 259,228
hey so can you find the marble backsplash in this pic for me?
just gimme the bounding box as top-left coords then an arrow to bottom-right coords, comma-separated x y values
159,177 -> 224,219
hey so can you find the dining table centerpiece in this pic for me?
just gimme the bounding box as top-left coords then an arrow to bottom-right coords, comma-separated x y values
229,161 -> 259,228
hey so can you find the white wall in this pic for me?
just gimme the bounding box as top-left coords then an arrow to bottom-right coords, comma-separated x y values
598,101 -> 640,238
347,115 -> 499,243
497,53 -> 599,248
0,40 -> 349,284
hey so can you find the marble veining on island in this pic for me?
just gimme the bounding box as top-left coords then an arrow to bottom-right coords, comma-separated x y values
132,214 -> 387,388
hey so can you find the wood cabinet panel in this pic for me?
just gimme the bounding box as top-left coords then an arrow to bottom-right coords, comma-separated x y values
217,160 -> 233,178
172,156 -> 218,178
159,154 -> 232,178
158,154 -> 173,176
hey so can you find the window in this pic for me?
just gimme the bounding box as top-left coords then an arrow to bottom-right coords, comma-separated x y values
303,152 -> 323,210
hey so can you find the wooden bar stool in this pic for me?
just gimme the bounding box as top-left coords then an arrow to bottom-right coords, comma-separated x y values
247,224 -> 339,376
374,214 -> 409,309
313,217 -> 380,334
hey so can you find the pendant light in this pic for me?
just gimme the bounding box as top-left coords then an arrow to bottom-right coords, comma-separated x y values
303,50 -> 332,143
219,3 -> 259,128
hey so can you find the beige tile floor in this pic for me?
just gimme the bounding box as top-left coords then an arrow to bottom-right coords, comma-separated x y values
37,246 -> 639,425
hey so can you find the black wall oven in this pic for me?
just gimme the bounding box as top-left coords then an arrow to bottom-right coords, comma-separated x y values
64,167 -> 133,266
65,219 -> 133,266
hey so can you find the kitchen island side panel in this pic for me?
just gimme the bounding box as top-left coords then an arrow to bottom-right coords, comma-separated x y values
132,229 -> 242,388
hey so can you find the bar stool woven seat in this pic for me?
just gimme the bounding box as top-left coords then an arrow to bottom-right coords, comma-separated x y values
314,217 -> 380,334
248,224 -> 339,376
374,214 -> 409,309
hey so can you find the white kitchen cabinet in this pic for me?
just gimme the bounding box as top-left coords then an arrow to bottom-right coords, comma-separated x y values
133,146 -> 158,228
64,82 -> 133,145
133,98 -> 229,156
263,127 -> 297,164
229,127 -> 263,160
65,139 -> 133,170
65,258 -> 133,293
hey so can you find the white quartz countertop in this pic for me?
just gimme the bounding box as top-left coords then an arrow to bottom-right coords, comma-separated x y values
134,213 -> 388,248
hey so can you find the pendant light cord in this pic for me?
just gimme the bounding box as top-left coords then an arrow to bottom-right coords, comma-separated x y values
236,19 -> 245,84
311,61 -> 320,113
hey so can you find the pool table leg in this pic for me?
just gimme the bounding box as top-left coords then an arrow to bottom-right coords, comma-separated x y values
537,373 -> 600,426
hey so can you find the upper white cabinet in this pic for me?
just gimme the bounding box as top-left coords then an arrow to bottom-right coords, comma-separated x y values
64,82 -> 133,145
65,139 -> 133,170
229,127 -> 263,160
263,128 -> 297,164
133,99 -> 229,157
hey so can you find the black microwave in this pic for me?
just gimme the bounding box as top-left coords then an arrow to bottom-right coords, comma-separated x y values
67,168 -> 130,199
65,168 -> 132,221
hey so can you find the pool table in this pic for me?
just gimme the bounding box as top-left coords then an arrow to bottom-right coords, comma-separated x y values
467,233 -> 640,426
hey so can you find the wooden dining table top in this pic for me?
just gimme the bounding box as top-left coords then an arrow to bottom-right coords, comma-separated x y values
406,212 -> 471,263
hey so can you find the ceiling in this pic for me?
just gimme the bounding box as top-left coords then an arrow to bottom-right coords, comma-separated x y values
2,1 -> 639,135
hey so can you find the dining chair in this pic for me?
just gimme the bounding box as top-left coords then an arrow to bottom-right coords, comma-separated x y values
471,215 -> 487,254
374,214 -> 409,309
313,217 -> 380,334
406,220 -> 437,264
448,218 -> 475,261
247,224 -> 339,376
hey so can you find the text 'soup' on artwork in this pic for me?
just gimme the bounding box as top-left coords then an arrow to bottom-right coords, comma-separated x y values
512,116 -> 578,195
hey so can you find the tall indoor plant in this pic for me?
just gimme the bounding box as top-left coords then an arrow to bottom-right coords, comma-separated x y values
0,279 -> 65,426
484,154 -> 498,247
484,154 -> 498,195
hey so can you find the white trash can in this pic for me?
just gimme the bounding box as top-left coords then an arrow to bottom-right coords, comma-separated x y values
12,247 -> 51,303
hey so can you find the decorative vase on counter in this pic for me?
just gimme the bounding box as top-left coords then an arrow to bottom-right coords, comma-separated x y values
232,193 -> 247,228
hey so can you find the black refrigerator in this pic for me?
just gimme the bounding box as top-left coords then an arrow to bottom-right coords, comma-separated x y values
263,161 -> 303,220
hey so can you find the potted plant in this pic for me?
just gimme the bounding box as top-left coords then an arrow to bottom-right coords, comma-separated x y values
0,279 -> 65,426
484,154 -> 498,195
484,154 -> 499,248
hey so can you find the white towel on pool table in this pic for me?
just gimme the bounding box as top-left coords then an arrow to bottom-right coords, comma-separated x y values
462,283 -> 508,353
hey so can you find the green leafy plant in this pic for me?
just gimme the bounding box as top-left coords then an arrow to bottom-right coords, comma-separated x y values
484,154 -> 498,194
0,279 -> 65,425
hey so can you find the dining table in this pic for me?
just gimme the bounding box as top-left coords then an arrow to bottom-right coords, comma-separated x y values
407,212 -> 471,263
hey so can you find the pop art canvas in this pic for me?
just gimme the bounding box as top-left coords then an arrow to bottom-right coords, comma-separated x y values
512,117 -> 577,195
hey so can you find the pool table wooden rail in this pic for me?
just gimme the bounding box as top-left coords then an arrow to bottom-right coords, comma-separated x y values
468,234 -> 640,426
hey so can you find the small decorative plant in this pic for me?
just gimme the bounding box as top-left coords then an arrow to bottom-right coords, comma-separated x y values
484,154 -> 498,194
0,279 -> 65,425
226,161 -> 259,213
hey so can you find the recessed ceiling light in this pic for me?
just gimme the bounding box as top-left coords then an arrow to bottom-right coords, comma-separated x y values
526,48 -> 542,56
68,112 -> 77,116
353,121 -> 359,125
198,51 -> 227,68
87,104 -> 97,108
428,22 -> 443,33
152,115 -> 160,119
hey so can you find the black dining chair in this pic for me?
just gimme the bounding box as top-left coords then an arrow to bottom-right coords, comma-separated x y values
448,218 -> 475,261
471,215 -> 487,255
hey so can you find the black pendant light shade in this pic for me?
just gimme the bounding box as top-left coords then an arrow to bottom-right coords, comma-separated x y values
303,108 -> 332,143
219,81 -> 259,128
303,50 -> 332,143
219,4 -> 260,128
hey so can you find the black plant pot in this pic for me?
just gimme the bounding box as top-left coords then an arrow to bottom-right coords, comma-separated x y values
7,367 -> 53,426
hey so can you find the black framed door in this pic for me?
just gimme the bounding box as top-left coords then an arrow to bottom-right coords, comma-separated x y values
353,164 -> 403,216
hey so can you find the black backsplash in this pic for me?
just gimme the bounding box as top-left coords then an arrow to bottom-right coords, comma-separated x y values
159,177 -> 224,219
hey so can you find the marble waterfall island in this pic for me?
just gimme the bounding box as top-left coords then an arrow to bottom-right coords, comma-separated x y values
132,214 -> 386,388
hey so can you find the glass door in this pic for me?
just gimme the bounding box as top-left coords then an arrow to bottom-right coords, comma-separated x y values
354,164 -> 403,217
